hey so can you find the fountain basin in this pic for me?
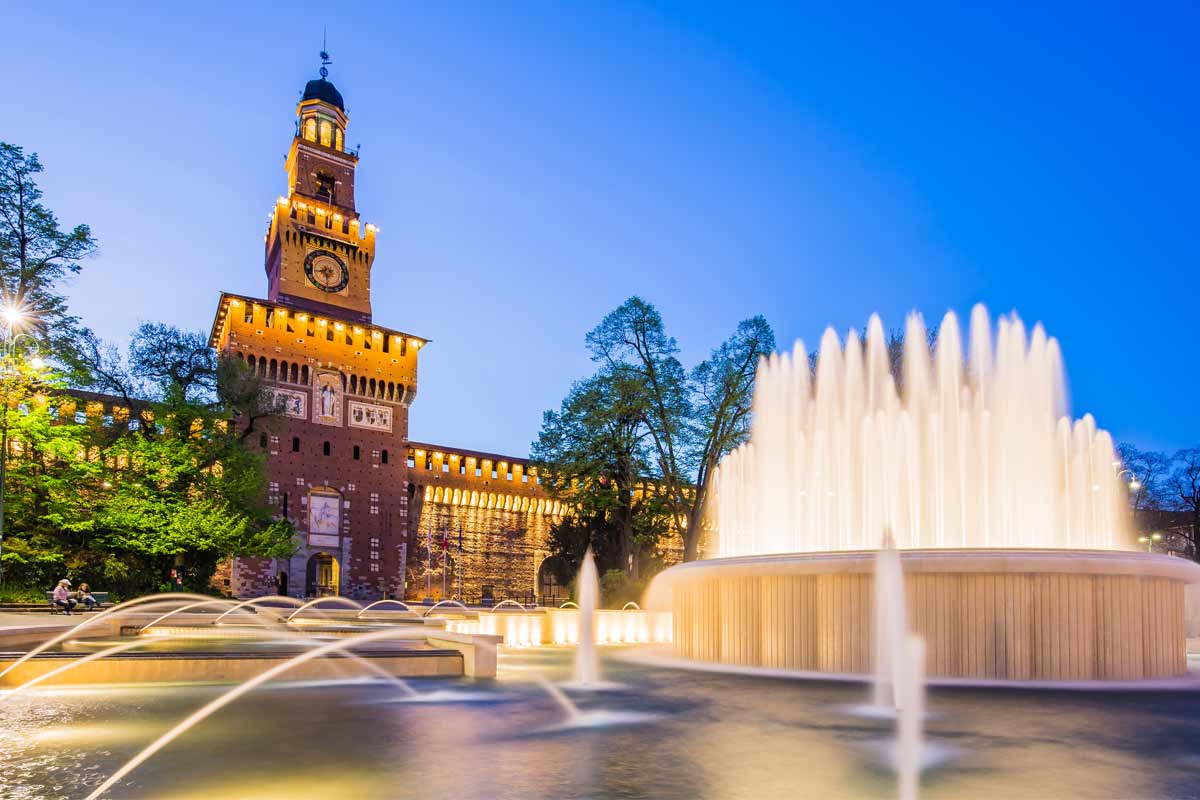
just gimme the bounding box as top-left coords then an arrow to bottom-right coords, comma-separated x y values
659,549 -> 1200,682
0,646 -> 465,687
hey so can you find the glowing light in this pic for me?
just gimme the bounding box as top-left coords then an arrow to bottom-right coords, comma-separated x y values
2,308 -> 22,325
30,357 -> 44,369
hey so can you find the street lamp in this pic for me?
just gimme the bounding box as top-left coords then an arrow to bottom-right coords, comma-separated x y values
1137,532 -> 1163,553
0,306 -> 41,579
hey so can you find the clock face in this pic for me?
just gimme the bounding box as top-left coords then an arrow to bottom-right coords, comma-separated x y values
304,250 -> 349,293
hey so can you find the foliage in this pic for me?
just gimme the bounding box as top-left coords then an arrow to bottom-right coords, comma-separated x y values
0,140 -> 292,597
1117,443 -> 1200,562
0,143 -> 96,372
598,568 -> 650,608
535,296 -> 775,573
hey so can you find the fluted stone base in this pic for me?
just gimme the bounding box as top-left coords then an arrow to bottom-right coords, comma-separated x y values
664,550 -> 1200,681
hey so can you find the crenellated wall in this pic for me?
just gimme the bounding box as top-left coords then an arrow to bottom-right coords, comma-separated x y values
404,441 -> 559,603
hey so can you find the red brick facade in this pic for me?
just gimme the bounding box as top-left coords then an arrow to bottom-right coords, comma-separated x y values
210,70 -> 564,603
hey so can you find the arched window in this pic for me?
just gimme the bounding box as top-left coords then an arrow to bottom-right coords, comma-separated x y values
269,359 -> 278,381
369,378 -> 377,397
335,127 -> 343,151
353,445 -> 360,460
279,360 -> 288,382
301,365 -> 309,384
290,363 -> 299,383
304,117 -> 317,142
319,119 -> 332,147
381,449 -> 389,465
350,375 -> 358,394
323,441 -> 331,456
292,437 -> 300,452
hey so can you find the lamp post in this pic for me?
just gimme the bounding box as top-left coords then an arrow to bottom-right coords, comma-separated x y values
0,307 -> 40,580
1137,532 -> 1163,553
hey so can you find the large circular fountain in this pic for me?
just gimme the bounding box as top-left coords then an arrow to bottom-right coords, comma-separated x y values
653,306 -> 1200,682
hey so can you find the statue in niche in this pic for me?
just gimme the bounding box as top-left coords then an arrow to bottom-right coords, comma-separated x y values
320,383 -> 334,418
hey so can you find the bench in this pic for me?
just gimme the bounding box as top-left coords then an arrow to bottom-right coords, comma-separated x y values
46,591 -> 109,614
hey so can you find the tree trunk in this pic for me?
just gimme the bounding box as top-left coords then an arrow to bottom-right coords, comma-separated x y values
683,507 -> 703,561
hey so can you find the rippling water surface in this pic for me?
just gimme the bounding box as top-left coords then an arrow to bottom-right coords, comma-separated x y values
3,647 -> 1200,799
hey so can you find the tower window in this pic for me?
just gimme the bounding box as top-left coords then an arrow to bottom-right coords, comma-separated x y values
381,449 -> 389,465
304,117 -> 317,142
353,445 -> 360,460
315,173 -> 335,204
292,437 -> 300,452
319,119 -> 332,147
323,441 -> 331,456
335,127 -> 344,152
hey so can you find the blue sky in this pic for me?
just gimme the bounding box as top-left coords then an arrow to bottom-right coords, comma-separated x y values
9,2 -> 1198,454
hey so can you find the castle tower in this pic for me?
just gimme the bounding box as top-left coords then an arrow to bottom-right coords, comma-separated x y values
265,53 -> 376,323
209,53 -> 425,601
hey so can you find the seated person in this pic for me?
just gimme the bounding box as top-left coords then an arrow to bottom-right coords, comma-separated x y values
52,579 -> 77,615
78,582 -> 97,611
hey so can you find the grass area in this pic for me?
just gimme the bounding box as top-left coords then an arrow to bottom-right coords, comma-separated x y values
0,584 -> 50,604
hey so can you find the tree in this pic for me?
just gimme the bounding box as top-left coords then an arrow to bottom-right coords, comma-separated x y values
1169,448 -> 1200,562
0,143 -> 95,368
533,371 -> 655,576
0,326 -> 293,597
1116,443 -> 1172,516
584,297 -> 775,561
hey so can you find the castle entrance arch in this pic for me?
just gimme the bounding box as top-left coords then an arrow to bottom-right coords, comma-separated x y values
305,553 -> 340,597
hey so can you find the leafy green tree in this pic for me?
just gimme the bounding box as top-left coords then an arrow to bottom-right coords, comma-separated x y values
0,143 -> 95,369
585,297 -> 775,560
533,371 -> 654,575
0,142 -> 290,597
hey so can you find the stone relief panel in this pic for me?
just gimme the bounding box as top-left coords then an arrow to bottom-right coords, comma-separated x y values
269,387 -> 308,419
348,400 -> 392,432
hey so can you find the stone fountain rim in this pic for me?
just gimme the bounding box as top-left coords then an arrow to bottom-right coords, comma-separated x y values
660,549 -> 1200,584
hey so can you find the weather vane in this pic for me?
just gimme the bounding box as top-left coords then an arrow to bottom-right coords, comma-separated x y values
319,27 -> 331,79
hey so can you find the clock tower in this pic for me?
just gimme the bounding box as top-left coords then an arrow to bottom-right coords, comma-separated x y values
209,53 -> 426,601
265,55 -> 376,323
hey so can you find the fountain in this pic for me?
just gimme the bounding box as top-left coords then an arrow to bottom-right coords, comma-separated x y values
896,635 -> 925,800
873,533 -> 907,711
652,306 -> 1200,682
574,548 -> 600,686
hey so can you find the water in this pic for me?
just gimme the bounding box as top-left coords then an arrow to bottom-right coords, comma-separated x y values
712,305 -> 1129,555
872,534 -> 907,711
574,549 -> 600,686
5,648 -> 1200,799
